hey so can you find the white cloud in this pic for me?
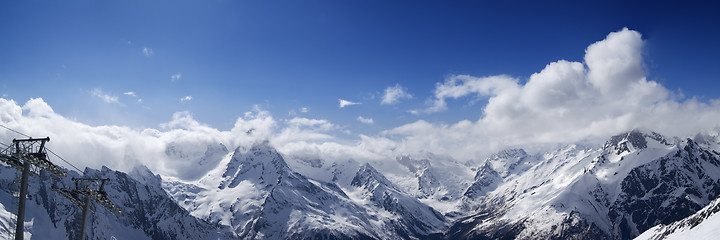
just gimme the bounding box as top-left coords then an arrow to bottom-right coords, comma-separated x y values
180,96 -> 192,102
386,28 -> 720,160
2,28 -> 719,182
171,73 -> 182,82
0,99 -> 280,180
339,99 -> 360,108
287,117 -> 336,130
381,84 -> 412,104
423,75 -> 518,113
123,91 -> 136,97
142,47 -> 154,56
290,107 -> 310,116
90,88 -> 119,103
357,116 -> 374,124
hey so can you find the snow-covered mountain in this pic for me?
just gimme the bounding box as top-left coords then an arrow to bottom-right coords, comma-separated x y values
445,130 -> 720,239
635,191 -> 720,240
162,141 -> 449,239
1,129 -> 720,239
348,163 -> 448,238
0,163 -> 227,239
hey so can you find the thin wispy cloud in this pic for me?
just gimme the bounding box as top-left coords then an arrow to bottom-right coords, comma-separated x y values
90,88 -> 118,103
123,91 -> 143,104
339,99 -> 360,108
180,96 -> 193,102
357,116 -> 374,124
381,84 -> 412,104
142,47 -> 154,56
289,107 -> 310,116
171,73 -> 182,82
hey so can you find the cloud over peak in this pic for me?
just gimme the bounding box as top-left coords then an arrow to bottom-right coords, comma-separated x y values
1,28 -> 718,181
390,28 -> 720,160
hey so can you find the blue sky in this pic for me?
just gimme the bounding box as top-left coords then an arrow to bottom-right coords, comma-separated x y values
1,0 -> 719,137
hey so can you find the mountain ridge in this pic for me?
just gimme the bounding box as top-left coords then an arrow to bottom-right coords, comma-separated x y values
1,129 -> 719,239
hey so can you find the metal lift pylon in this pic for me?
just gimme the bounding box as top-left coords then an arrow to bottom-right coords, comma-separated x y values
0,137 -> 67,240
52,178 -> 122,240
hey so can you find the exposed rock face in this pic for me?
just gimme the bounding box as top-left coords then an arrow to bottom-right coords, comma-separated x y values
446,131 -> 720,240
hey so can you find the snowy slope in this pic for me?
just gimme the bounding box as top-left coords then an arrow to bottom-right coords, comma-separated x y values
2,129 -> 719,239
286,152 -> 476,218
635,193 -> 720,240
0,162 -> 227,239
348,163 -> 448,238
446,130 -> 720,239
163,141 -> 449,239
393,153 -> 476,216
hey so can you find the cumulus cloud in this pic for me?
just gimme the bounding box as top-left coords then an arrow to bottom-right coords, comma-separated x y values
180,96 -> 192,102
142,47 -> 154,56
1,28 -> 719,181
171,73 -> 182,82
91,88 -> 119,103
381,84 -> 413,104
339,99 -> 360,108
0,99 -> 282,180
273,117 -> 339,146
357,116 -> 374,124
423,75 -> 518,113
388,28 -> 720,160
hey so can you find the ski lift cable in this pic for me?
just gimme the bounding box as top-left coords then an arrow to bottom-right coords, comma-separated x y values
0,123 -> 31,138
46,148 -> 84,174
0,123 -> 84,173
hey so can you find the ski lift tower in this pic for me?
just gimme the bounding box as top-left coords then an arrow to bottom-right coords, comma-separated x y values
52,178 -> 122,240
0,137 -> 67,240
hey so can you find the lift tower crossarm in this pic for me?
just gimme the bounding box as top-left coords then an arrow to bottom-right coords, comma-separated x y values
53,177 -> 122,240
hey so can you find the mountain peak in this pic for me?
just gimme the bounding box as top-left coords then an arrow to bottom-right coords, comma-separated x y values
490,148 -> 527,160
603,129 -> 669,154
350,163 -> 393,189
129,164 -> 162,186
219,141 -> 288,189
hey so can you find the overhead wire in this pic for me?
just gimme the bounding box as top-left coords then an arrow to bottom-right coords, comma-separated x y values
46,148 -> 84,173
0,123 -> 31,138
0,123 -> 84,173
0,124 -> 132,234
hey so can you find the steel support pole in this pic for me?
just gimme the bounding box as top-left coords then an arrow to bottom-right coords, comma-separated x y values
79,195 -> 91,240
14,160 -> 30,240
